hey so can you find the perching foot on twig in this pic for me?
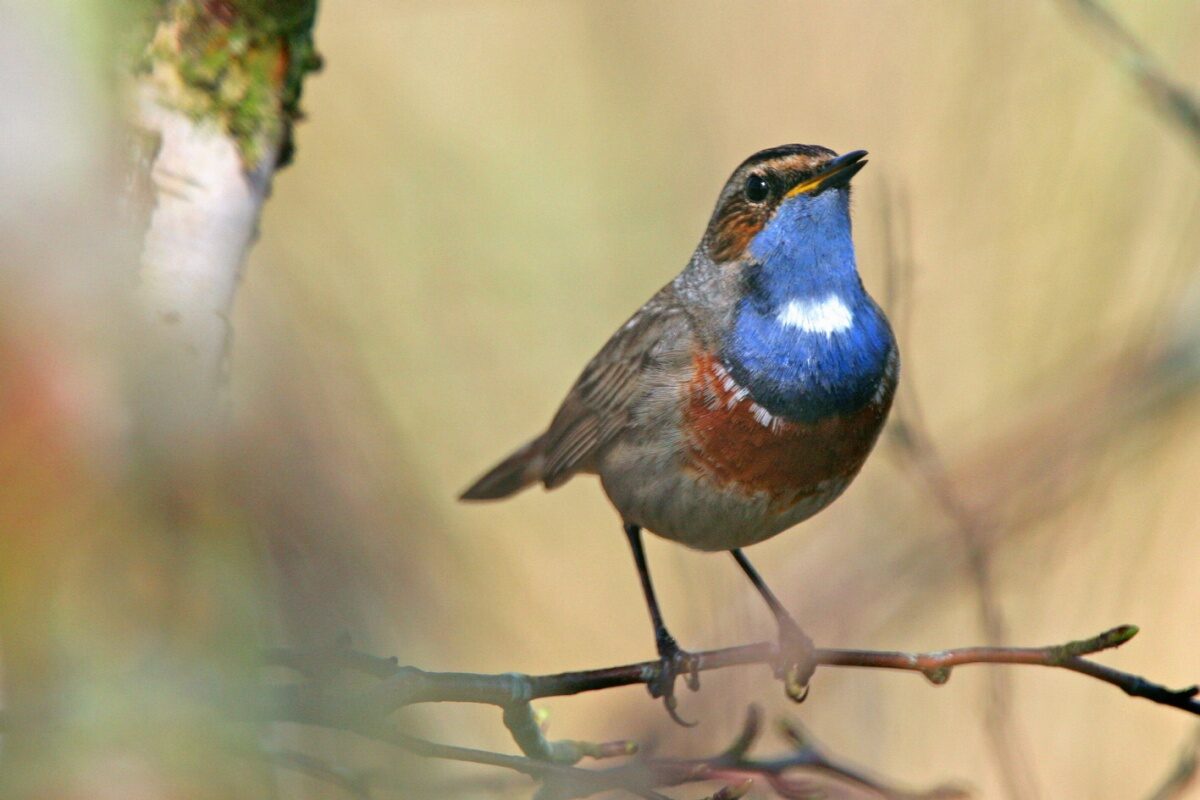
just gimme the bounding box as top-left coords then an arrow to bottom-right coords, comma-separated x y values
625,522 -> 703,726
775,616 -> 816,702
730,548 -> 816,702
648,631 -> 701,726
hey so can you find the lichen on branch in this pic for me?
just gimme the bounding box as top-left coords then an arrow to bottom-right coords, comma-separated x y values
135,0 -> 321,168
127,0 -> 323,438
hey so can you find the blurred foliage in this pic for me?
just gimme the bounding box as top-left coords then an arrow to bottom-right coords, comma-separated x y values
1,1 -> 1199,799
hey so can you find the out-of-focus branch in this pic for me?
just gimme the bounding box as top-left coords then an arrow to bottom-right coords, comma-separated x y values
128,0 -> 320,440
1057,0 -> 1200,154
1144,726 -> 1200,800
879,184 -> 1040,800
531,708 -> 967,800
822,287 -> 1200,647
249,703 -> 956,800
339,724 -> 660,798
247,746 -> 373,799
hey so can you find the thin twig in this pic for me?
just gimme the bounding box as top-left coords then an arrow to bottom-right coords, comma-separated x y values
244,746 -> 373,799
1057,0 -> 1200,155
879,181 -> 1041,800
649,709 -> 967,800
500,707 -> 960,800
344,721 -> 672,799
264,625 -> 1200,722
1144,725 -> 1200,800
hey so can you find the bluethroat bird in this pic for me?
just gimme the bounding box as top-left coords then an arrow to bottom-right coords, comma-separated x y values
462,145 -> 898,723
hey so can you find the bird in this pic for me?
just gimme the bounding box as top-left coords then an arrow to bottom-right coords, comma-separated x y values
461,144 -> 899,723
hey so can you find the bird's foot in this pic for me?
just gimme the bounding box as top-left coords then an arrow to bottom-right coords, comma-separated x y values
774,619 -> 817,703
647,633 -> 700,726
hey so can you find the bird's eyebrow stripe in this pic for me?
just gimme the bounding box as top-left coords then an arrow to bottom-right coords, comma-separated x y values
709,203 -> 767,263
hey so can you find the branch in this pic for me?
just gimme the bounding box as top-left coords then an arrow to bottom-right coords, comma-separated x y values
12,627 -> 1193,797
879,181 -> 1040,800
128,0 -> 320,440
265,625 -> 1200,728
344,723 -> 659,798
249,625 -> 1200,798
1057,0 -> 1200,154
249,625 -> 1199,797
243,746 -> 373,799
531,707 -> 966,800
1145,725 -> 1200,800
276,704 -> 955,800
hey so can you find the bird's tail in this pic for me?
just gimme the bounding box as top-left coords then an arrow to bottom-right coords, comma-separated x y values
459,434 -> 547,501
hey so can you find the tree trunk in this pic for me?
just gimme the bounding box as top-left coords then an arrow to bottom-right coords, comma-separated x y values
131,0 -> 320,443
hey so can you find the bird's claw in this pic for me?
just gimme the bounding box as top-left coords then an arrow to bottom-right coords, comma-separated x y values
775,619 -> 816,703
648,636 -> 700,726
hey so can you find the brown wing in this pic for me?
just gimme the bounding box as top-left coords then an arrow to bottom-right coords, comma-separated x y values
539,288 -> 693,488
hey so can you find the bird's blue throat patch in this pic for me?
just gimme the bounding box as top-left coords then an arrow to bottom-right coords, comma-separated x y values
722,190 -> 895,424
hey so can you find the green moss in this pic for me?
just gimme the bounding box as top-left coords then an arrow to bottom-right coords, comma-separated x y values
136,0 -> 320,168
233,0 -> 317,35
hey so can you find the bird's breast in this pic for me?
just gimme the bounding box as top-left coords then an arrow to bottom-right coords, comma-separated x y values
682,348 -> 896,511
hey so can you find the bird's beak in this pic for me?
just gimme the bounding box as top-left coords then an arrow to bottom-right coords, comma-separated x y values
784,150 -> 869,199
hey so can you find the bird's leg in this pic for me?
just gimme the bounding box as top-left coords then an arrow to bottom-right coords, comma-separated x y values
730,548 -> 816,702
624,523 -> 699,725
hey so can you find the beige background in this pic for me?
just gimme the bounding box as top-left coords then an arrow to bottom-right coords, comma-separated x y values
231,1 -> 1195,797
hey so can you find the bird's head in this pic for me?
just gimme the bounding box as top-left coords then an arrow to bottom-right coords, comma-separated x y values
700,145 -> 891,422
699,144 -> 870,325
703,144 -> 867,264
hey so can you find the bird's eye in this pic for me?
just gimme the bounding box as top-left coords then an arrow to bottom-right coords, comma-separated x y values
744,173 -> 770,203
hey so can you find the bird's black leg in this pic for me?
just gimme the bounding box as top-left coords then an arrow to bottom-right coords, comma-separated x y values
731,548 -> 816,702
624,523 -> 699,725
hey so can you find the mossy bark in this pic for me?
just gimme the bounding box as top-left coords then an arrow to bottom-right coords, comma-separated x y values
135,0 -> 321,168
130,0 -> 322,442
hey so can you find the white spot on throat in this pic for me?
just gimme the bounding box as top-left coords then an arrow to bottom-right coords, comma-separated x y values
776,294 -> 854,335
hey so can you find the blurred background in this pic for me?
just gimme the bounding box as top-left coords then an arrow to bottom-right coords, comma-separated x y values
2,1 -> 1199,798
